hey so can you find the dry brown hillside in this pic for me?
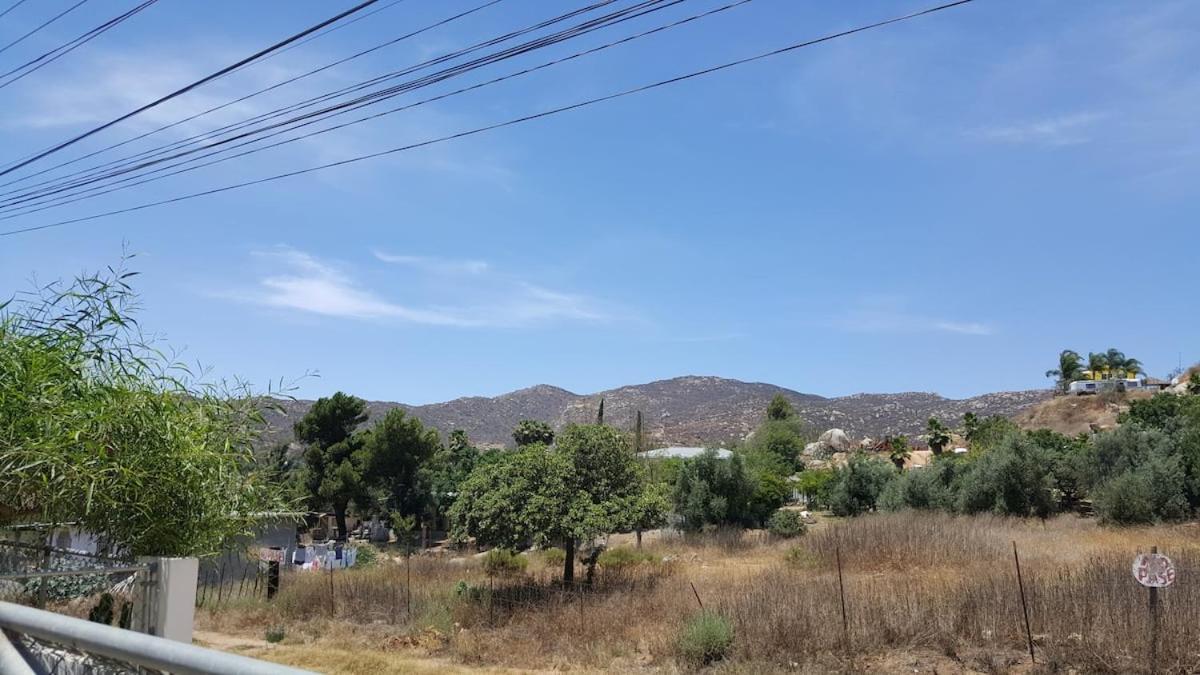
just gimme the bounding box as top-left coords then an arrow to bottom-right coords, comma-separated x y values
1013,390 -> 1153,435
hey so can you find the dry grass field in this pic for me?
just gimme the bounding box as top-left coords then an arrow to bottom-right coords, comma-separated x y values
196,513 -> 1200,673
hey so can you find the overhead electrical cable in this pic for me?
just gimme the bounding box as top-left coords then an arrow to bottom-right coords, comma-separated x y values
0,0 -> 665,206
0,0 -> 618,192
0,0 -> 382,178
0,0 -> 976,237
0,0 -> 90,57
0,0 -> 682,211
0,0 -> 159,91
0,0 -> 749,218
0,0 -> 31,21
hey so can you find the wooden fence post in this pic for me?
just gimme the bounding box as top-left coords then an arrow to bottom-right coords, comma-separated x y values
836,545 -> 848,650
1012,541 -> 1035,664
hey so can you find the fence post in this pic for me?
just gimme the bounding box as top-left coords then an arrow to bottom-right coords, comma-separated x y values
689,581 -> 704,610
266,558 -> 280,601
836,545 -> 848,650
1149,545 -> 1159,675
1012,541 -> 1035,664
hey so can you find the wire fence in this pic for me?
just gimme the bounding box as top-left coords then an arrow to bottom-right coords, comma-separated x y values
0,540 -> 147,612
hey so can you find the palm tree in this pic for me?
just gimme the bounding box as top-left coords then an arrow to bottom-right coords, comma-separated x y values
1120,357 -> 1142,378
887,435 -> 911,470
926,417 -> 951,456
1105,349 -> 1127,378
1087,352 -> 1109,379
1045,350 -> 1084,392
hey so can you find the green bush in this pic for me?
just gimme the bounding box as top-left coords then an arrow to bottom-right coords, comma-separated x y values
482,548 -> 527,577
539,547 -> 565,566
879,458 -> 961,512
597,547 -> 656,571
677,611 -> 735,665
1094,471 -> 1153,524
265,626 -> 286,643
954,433 -> 1055,518
353,543 -> 380,568
784,546 -> 818,568
766,509 -> 806,538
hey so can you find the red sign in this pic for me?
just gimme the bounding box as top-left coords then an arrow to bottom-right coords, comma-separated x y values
1132,553 -> 1175,588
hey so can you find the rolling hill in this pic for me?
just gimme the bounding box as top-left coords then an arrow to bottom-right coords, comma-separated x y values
263,376 -> 1051,448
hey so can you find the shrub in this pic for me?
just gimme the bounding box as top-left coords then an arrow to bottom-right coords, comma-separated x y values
353,542 -> 380,568
879,458 -> 960,512
597,547 -> 656,571
766,509 -> 806,538
540,547 -> 565,566
677,611 -> 734,665
482,548 -> 527,577
265,626 -> 286,643
784,546 -> 819,568
954,433 -> 1055,518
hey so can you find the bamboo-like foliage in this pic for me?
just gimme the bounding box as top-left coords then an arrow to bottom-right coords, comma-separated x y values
0,260 -> 289,557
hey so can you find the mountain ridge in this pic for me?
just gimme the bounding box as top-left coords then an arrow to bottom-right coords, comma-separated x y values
263,375 -> 1051,448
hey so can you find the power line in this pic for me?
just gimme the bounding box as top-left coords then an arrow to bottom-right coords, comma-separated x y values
0,0 -> 31,21
0,0 -> 681,212
0,0 -> 648,204
0,0 -> 90,57
0,0 -> 977,237
0,0 -> 746,218
0,0 -> 159,91
0,0 -> 382,178
0,0 -> 612,192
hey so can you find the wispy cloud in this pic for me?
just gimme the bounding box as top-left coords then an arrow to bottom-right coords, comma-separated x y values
829,296 -> 993,336
966,112 -> 1106,147
226,247 -> 613,328
373,251 -> 490,275
244,249 -> 474,325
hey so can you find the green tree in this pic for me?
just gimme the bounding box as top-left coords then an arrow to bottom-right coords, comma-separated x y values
629,483 -> 670,548
426,429 -> 479,522
1045,349 -> 1085,392
828,453 -> 895,516
1087,351 -> 1109,378
963,414 -> 1018,451
360,408 -> 441,520
673,450 -> 755,529
295,392 -> 369,539
767,394 -> 795,421
792,468 -> 837,509
926,417 -> 951,456
512,419 -> 555,447
955,433 -> 1055,518
596,397 -> 605,425
450,424 -> 645,583
0,264 -> 283,556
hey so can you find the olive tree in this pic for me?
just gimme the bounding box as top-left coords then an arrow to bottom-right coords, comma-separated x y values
450,424 -> 646,583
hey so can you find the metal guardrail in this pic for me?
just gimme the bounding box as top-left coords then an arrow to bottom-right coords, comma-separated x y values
0,601 -> 316,675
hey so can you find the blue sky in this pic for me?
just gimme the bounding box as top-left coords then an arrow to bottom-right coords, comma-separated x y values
0,0 -> 1195,403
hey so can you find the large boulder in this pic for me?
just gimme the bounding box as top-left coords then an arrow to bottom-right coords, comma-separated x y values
817,428 -> 852,453
803,428 -> 852,460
